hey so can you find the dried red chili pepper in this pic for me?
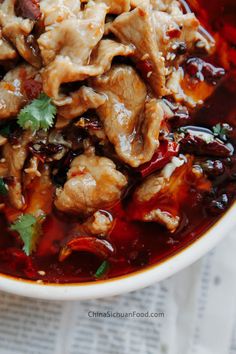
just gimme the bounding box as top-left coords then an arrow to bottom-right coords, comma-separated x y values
0,248 -> 37,278
59,237 -> 114,262
179,133 -> 233,157
167,27 -> 182,39
138,140 -> 180,178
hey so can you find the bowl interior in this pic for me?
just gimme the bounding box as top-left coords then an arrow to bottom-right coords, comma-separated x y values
0,202 -> 235,300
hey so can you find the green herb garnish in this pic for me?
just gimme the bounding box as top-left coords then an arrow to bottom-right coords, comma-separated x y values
213,123 -> 232,140
17,93 -> 56,131
0,178 -> 8,195
10,214 -> 42,256
94,260 -> 109,279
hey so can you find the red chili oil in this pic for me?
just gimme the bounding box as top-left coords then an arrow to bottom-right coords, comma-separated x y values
0,0 -> 235,283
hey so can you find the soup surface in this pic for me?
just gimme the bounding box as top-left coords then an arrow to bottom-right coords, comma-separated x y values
0,0 -> 235,283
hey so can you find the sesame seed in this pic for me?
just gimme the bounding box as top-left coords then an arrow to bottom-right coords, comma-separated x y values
166,52 -> 171,60
192,165 -> 203,177
141,53 -> 150,60
166,52 -> 176,61
195,40 -> 206,48
164,67 -> 172,76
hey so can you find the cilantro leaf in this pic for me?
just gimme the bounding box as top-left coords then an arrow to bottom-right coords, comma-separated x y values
10,214 -> 42,256
17,93 -> 57,131
94,260 -> 109,279
213,123 -> 232,140
213,123 -> 221,136
0,178 -> 8,195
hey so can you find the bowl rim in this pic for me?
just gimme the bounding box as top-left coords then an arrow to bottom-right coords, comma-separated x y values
0,202 -> 235,301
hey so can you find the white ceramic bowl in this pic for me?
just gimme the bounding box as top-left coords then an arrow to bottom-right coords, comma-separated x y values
0,202 -> 235,300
